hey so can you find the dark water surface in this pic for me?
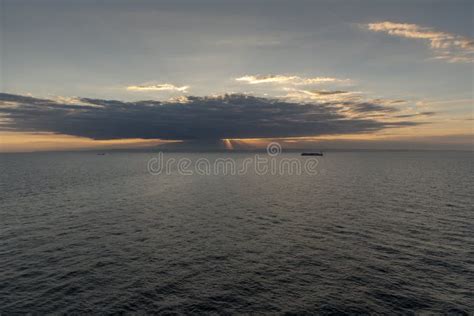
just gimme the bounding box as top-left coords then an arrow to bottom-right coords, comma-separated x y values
0,151 -> 473,314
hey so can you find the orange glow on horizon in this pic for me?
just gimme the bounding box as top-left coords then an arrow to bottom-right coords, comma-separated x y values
0,132 -> 180,152
1,125 -> 472,153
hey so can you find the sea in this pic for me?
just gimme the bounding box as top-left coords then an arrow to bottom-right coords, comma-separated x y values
0,151 -> 473,314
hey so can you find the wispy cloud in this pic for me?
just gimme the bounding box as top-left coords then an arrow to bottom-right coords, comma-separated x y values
236,75 -> 349,85
281,88 -> 428,120
365,21 -> 474,63
126,83 -> 189,92
394,112 -> 435,118
283,88 -> 359,102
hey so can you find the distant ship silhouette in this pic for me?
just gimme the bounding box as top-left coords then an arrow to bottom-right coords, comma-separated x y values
301,152 -> 323,156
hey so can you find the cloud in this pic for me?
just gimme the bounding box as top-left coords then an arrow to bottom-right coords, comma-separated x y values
0,93 -> 420,140
348,102 -> 397,113
283,88 -> 360,103
126,83 -> 189,92
280,88 -> 433,120
236,75 -> 349,85
310,90 -> 350,96
394,111 -> 436,118
365,21 -> 474,63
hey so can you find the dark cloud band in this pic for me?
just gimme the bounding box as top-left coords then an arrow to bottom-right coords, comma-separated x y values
0,93 -> 420,140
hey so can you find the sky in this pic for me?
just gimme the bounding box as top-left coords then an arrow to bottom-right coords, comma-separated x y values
0,0 -> 473,152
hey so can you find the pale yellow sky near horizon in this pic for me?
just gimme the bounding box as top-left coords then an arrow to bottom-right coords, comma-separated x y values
1,127 -> 472,152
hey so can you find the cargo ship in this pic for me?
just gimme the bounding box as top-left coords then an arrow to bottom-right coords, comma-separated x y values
301,152 -> 323,156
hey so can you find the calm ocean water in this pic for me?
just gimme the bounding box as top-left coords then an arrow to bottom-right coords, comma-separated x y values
0,151 -> 473,314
